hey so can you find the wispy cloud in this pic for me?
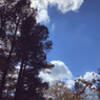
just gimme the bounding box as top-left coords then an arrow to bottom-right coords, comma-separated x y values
31,0 -> 84,23
51,23 -> 55,32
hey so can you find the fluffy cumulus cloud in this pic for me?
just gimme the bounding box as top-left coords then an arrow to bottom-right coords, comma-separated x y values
76,72 -> 100,91
39,60 -> 73,86
78,72 -> 100,82
39,60 -> 100,90
31,0 -> 84,23
50,60 -> 73,79
65,79 -> 75,88
39,61 -> 100,99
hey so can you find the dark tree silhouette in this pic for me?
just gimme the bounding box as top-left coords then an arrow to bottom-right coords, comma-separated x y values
0,0 -> 20,98
14,15 -> 53,100
0,0 -> 53,100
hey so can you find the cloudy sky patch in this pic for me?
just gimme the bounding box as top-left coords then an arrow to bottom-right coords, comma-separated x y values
39,60 -> 73,86
31,0 -> 84,23
39,62 -> 100,89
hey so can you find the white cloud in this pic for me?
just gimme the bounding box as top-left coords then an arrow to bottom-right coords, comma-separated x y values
65,79 -> 75,88
31,0 -> 84,23
39,60 -> 73,86
39,61 -> 100,90
78,72 -> 100,82
50,60 -> 73,79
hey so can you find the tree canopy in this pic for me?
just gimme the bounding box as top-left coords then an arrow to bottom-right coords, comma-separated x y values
0,0 -> 53,100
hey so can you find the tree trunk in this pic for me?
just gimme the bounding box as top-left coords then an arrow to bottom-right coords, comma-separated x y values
14,59 -> 25,100
0,63 -> 8,99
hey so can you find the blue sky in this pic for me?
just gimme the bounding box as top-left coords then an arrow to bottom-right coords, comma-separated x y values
46,0 -> 100,76
31,0 -> 100,77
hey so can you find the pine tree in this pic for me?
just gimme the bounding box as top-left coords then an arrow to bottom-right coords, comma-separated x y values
14,14 -> 53,100
0,0 -> 53,100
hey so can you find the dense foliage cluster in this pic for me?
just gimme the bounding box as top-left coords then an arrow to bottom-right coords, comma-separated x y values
0,0 -> 53,100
